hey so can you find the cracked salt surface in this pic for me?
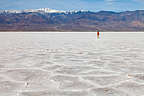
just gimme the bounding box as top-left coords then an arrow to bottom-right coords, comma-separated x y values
0,32 -> 144,96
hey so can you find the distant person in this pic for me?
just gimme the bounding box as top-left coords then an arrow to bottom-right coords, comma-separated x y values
97,31 -> 100,39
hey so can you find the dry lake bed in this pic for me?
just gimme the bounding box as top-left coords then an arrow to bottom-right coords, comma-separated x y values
0,32 -> 144,96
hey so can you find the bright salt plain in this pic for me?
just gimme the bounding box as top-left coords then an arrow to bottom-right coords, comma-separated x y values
0,32 -> 144,96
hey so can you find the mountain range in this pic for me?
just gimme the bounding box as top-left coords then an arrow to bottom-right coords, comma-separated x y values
0,8 -> 144,31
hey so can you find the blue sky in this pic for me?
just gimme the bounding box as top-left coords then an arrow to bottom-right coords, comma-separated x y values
0,0 -> 144,12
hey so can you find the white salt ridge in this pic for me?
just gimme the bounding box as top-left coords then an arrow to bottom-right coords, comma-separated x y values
0,32 -> 144,96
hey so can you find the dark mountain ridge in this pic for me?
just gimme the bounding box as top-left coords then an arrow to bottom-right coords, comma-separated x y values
0,10 -> 144,31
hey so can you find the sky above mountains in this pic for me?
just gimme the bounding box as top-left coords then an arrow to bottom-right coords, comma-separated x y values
0,0 -> 144,12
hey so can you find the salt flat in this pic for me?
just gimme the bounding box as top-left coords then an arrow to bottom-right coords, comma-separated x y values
0,32 -> 144,96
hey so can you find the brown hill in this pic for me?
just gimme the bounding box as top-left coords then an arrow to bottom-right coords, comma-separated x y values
0,10 -> 144,31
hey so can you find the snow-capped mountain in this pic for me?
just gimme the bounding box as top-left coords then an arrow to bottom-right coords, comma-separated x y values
0,8 -> 66,13
0,10 -> 22,13
0,8 -> 89,14
1,8 -> 143,31
23,8 -> 65,13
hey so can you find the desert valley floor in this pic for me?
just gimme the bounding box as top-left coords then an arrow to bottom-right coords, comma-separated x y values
0,32 -> 144,96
